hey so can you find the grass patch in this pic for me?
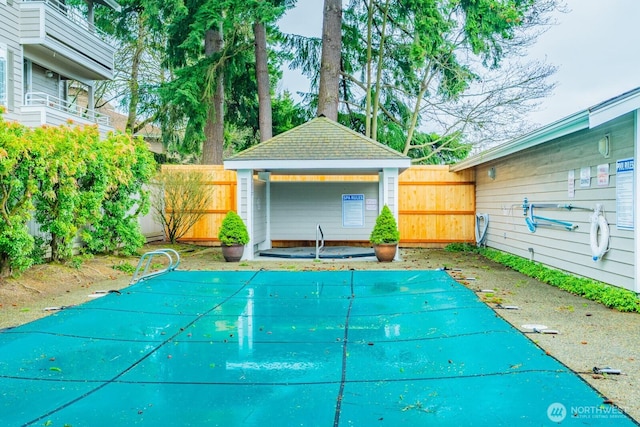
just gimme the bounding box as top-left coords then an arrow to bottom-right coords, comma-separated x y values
444,243 -> 481,253
67,253 -> 94,269
112,262 -> 136,274
464,247 -> 640,313
482,294 -> 504,305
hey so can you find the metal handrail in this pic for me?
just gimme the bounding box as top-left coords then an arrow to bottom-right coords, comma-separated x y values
130,248 -> 181,284
24,92 -> 111,126
315,224 -> 324,260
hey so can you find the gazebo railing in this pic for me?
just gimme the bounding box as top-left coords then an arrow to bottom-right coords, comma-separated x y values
315,224 -> 325,260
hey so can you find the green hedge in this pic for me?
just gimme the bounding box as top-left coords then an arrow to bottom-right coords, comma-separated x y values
479,247 -> 640,313
0,111 -> 155,275
443,244 -> 639,313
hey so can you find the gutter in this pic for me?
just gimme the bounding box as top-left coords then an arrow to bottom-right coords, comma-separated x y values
452,87 -> 640,172
450,110 -> 590,171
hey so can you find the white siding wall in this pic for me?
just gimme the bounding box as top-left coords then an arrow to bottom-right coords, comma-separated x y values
17,109 -> 46,128
19,3 -> 114,78
31,63 -> 58,95
19,7 -> 42,38
43,7 -> 112,71
0,0 -> 23,119
475,113 -> 635,291
138,212 -> 164,242
138,184 -> 164,242
271,182 -> 379,241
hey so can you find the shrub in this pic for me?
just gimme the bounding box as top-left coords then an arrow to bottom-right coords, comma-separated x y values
82,133 -> 156,255
218,211 -> 249,246
0,115 -> 40,275
478,248 -> 640,313
0,225 -> 35,274
31,124 -> 98,262
444,243 -> 480,253
152,169 -> 213,243
0,111 -> 156,273
369,205 -> 400,244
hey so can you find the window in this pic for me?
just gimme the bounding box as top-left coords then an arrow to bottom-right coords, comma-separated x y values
0,44 -> 6,106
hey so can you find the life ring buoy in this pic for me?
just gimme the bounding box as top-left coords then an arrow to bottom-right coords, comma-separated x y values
590,205 -> 609,261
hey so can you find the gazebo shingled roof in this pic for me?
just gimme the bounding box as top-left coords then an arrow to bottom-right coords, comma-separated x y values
225,117 -> 409,167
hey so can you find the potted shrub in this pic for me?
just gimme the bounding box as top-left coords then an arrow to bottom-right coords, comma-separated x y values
218,211 -> 249,262
369,205 -> 400,262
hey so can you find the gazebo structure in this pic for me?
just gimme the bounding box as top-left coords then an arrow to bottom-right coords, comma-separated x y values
223,117 -> 411,260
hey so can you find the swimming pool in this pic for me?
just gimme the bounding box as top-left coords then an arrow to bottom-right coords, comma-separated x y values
0,270 -> 635,426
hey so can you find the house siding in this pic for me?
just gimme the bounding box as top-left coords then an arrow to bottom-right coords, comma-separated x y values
2,0 -> 117,133
19,7 -> 41,38
1,0 -> 22,118
0,3 -> 20,46
19,2 -> 114,79
475,113 -> 635,291
31,63 -> 58,95
270,182 -> 379,242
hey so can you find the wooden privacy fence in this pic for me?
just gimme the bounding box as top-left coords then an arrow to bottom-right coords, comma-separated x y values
159,165 -> 475,247
160,165 -> 237,243
398,166 -> 476,247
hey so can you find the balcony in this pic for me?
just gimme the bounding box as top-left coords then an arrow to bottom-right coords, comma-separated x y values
22,92 -> 114,137
20,0 -> 116,81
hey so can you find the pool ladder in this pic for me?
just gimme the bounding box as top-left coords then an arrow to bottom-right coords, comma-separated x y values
130,248 -> 181,284
315,224 -> 324,260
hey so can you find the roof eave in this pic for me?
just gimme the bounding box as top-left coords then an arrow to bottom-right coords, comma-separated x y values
452,87 -> 640,172
450,110 -> 590,171
224,159 -> 412,174
589,87 -> 640,128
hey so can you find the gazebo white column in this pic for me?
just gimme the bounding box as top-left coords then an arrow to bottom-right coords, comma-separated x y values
379,168 -> 400,217
236,169 -> 254,260
379,167 -> 401,260
257,172 -> 272,250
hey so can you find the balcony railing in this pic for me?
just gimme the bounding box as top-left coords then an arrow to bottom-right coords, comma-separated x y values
23,0 -> 112,42
25,92 -> 111,126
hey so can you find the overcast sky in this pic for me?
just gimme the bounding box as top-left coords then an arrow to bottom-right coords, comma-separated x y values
278,0 -> 640,127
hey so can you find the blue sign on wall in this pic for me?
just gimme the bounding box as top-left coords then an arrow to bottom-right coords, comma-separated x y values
616,158 -> 634,230
342,194 -> 365,228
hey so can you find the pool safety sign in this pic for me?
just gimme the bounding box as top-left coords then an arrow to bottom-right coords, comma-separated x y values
616,158 -> 634,230
342,194 -> 365,228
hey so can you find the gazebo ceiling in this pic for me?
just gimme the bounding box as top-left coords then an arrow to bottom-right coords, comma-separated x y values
224,117 -> 411,174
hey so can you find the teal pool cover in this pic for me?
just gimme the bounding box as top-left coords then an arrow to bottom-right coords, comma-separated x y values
1,270 -> 637,426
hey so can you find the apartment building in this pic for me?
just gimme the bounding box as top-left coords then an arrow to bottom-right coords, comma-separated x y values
0,0 -> 119,135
